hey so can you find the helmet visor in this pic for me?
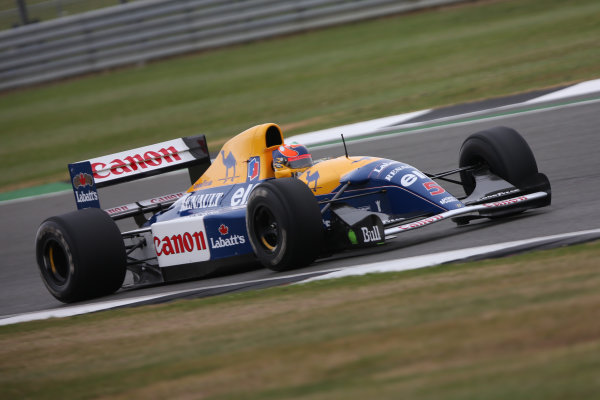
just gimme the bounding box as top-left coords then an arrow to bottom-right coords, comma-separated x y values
287,154 -> 313,169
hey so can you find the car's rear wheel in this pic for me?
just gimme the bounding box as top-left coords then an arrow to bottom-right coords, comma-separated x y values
246,178 -> 324,271
459,126 -> 539,195
35,208 -> 126,303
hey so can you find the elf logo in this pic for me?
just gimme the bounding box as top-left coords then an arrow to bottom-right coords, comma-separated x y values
230,184 -> 256,206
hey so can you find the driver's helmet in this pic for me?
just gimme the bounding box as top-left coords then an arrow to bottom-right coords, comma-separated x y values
272,143 -> 313,178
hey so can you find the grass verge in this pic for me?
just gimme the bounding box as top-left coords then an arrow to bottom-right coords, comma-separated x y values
1,240 -> 599,399
1,0 -> 599,192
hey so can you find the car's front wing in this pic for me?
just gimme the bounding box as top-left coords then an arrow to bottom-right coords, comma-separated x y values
384,191 -> 549,236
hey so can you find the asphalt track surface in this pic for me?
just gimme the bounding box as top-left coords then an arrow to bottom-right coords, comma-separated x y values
1,92 -> 599,319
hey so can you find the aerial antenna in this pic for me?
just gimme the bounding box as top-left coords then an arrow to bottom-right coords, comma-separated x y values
341,134 -> 349,158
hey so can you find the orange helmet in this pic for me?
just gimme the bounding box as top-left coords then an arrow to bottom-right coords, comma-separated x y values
272,143 -> 313,178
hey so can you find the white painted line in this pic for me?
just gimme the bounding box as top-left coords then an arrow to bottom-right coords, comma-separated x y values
287,110 -> 432,146
3,228 -> 598,326
0,188 -> 71,206
525,78 -> 600,104
308,97 -> 600,151
0,268 -> 341,326
0,294 -> 182,326
299,228 -> 600,284
293,79 -> 600,150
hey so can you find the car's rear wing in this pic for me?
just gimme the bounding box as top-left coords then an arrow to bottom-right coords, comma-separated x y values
68,135 -> 210,216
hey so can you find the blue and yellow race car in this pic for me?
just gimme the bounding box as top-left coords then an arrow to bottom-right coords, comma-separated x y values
35,123 -> 551,302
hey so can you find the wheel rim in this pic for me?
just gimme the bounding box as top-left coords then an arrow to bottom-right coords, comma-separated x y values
43,239 -> 69,285
253,206 -> 279,253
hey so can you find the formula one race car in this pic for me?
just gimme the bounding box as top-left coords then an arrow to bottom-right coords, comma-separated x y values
35,123 -> 551,302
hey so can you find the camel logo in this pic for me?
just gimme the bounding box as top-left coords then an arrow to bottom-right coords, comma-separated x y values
247,156 -> 260,181
220,150 -> 237,182
305,170 -> 320,192
73,172 -> 94,189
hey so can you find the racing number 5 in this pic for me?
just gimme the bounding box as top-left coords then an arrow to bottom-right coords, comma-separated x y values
424,181 -> 445,195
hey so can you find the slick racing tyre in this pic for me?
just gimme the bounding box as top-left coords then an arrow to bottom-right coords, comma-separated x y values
459,126 -> 539,195
246,178 -> 324,272
35,208 -> 126,303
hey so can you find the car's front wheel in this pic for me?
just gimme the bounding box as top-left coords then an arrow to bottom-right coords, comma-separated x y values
246,178 -> 324,271
459,126 -> 539,195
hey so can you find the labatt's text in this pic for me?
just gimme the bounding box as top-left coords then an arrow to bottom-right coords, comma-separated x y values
76,191 -> 98,203
210,234 -> 246,249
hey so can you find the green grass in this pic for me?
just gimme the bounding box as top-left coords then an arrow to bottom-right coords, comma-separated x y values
1,0 -> 599,192
1,240 -> 599,399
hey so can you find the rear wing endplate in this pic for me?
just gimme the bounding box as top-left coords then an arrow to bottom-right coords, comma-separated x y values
68,135 -> 210,211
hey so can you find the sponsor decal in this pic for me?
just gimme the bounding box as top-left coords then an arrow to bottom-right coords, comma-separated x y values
480,189 -> 520,202
72,172 -> 93,188
69,161 -> 101,209
382,216 -> 404,225
305,170 -> 320,192
75,191 -> 99,203
372,161 -> 395,176
230,184 -> 256,206
398,215 -> 444,230
180,192 -> 224,211
384,166 -> 405,182
439,196 -> 458,204
91,144 -> 184,180
150,192 -> 185,204
209,223 -> 248,250
151,215 -> 211,267
220,150 -> 237,182
218,224 -> 229,235
400,173 -> 418,187
394,170 -> 427,187
154,231 -> 207,256
210,234 -> 246,249
361,225 -> 382,243
375,200 -> 382,212
484,196 -> 527,208
105,205 -> 132,215
247,156 -> 260,181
